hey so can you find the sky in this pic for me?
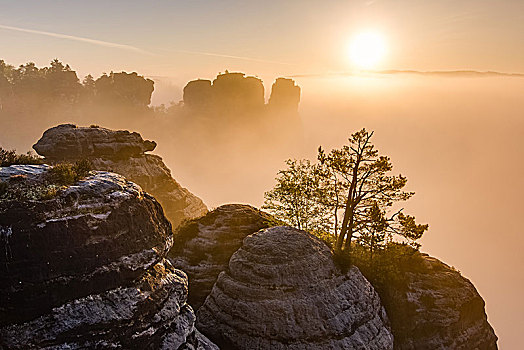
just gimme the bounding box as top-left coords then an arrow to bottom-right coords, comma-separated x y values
0,0 -> 523,85
1,0 -> 524,348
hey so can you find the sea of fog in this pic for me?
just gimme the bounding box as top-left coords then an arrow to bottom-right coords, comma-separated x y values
156,75 -> 523,349
1,75 -> 522,348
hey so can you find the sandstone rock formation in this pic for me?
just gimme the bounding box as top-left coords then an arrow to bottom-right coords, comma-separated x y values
169,203 -> 497,349
168,204 -> 274,308
363,252 -> 498,350
197,226 -> 394,350
0,166 -> 216,349
269,77 -> 301,113
182,72 -> 301,115
183,72 -> 264,113
183,79 -> 213,110
33,124 -> 207,227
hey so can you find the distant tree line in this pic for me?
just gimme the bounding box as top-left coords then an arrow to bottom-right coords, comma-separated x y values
0,59 -> 154,111
0,59 -> 302,150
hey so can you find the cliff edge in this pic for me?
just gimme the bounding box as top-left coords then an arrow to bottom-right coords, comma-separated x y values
0,165 -> 216,349
33,124 -> 207,227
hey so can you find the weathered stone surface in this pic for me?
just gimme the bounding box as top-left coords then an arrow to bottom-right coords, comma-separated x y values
0,166 -> 217,349
197,226 -> 393,350
368,252 -> 498,350
0,259 -> 217,349
168,204 -> 274,309
0,164 -> 50,181
33,124 -> 207,227
89,154 -> 207,228
33,124 -> 157,159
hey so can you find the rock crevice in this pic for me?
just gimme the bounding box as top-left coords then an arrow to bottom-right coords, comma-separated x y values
168,204 -> 274,308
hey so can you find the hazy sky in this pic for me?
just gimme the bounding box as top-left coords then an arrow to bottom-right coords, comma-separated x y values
1,0 -> 523,84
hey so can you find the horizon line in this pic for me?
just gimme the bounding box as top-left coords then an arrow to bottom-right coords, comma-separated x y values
289,69 -> 524,78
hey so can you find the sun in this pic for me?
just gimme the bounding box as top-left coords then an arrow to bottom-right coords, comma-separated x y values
348,31 -> 387,69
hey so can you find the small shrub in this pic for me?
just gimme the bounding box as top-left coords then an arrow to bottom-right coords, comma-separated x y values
48,159 -> 92,186
0,148 -> 43,166
73,159 -> 92,179
333,249 -> 352,273
311,229 -> 336,248
89,124 -> 100,128
48,163 -> 77,185
40,185 -> 59,200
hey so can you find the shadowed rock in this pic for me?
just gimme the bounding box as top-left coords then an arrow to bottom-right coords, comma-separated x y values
0,166 -> 217,349
269,77 -> 301,113
184,79 -> 213,110
168,204 -> 274,308
33,124 -> 207,227
196,226 -> 394,350
183,72 -> 267,113
212,72 -> 264,112
370,252 -> 498,350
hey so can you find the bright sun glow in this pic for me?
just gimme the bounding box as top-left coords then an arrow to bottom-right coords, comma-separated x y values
348,31 -> 387,69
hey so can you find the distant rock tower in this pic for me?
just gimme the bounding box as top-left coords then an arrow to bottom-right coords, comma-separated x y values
212,72 -> 265,111
183,72 -> 265,112
183,79 -> 212,110
268,77 -> 301,113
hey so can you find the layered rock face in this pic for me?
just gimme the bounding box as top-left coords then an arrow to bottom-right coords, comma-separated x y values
0,166 -> 216,349
197,226 -> 394,350
33,124 -> 207,227
168,204 -> 274,308
374,253 -> 498,350
32,123 -> 156,159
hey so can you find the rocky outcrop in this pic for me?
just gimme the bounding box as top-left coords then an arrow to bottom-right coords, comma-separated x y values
183,79 -> 213,110
0,166 -> 216,349
33,124 -> 207,227
183,72 -> 264,112
197,226 -> 394,350
362,252 -> 498,350
169,203 -> 497,349
168,204 -> 274,308
269,77 -> 301,113
182,72 -> 301,115
32,123 -> 156,160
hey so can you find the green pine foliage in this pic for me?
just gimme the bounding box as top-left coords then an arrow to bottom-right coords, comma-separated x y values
264,128 -> 428,257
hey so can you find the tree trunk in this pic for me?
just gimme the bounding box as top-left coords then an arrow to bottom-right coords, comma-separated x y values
344,213 -> 354,252
335,154 -> 362,252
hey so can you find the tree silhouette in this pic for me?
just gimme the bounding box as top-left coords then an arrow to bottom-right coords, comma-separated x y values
265,129 -> 428,255
319,129 -> 428,253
